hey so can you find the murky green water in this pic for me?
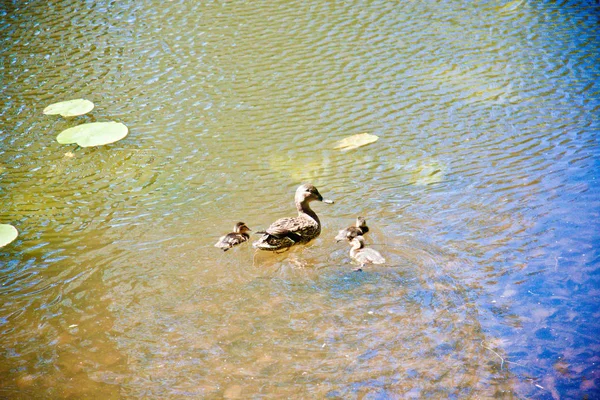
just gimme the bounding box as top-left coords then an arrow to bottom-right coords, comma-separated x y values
1,0 -> 599,398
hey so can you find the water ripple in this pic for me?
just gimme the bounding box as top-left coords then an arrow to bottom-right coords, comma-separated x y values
1,0 -> 599,398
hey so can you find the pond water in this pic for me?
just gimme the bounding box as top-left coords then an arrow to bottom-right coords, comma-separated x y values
1,0 -> 599,398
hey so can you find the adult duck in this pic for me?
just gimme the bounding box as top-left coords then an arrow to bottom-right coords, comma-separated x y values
253,184 -> 334,252
335,216 -> 369,242
214,222 -> 252,251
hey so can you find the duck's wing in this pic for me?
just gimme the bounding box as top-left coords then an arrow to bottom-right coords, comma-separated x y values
336,226 -> 362,241
347,226 -> 363,239
253,234 -> 295,250
254,216 -> 319,251
335,228 -> 350,241
215,233 -> 248,251
265,217 -> 309,241
214,234 -> 231,250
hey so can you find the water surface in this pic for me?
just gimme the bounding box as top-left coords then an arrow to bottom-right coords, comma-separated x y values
1,0 -> 599,398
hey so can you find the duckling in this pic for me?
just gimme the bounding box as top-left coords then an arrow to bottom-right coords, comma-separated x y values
349,236 -> 385,270
253,184 -> 334,252
214,222 -> 252,251
335,216 -> 369,242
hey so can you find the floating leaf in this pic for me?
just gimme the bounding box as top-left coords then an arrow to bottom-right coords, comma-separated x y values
334,133 -> 379,151
408,160 -> 447,185
268,154 -> 326,182
43,99 -> 94,117
56,122 -> 128,147
0,224 -> 18,248
497,0 -> 525,14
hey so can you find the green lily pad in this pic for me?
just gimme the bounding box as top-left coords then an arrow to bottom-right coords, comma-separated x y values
0,224 -> 18,248
56,122 -> 128,147
334,133 -> 379,151
43,99 -> 94,117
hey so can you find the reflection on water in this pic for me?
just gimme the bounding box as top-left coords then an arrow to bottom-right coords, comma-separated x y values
1,0 -> 599,398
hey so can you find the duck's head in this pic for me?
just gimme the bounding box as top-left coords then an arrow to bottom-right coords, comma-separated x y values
296,184 -> 334,204
356,216 -> 367,228
234,222 -> 251,234
350,235 -> 366,250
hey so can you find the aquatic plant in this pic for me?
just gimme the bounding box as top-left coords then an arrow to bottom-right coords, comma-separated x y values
334,133 -> 379,151
43,99 -> 94,117
0,224 -> 18,248
44,99 -> 129,147
56,122 -> 128,147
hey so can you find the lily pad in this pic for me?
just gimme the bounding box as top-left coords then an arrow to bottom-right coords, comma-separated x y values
334,133 -> 379,151
43,99 -> 94,117
0,224 -> 18,248
56,121 -> 128,147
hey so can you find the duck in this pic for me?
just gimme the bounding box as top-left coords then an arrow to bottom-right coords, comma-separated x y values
214,222 -> 252,251
335,216 -> 369,242
349,236 -> 385,270
253,184 -> 334,252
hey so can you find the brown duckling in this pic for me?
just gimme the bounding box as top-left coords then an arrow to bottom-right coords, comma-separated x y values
214,222 -> 252,251
335,216 -> 369,242
349,236 -> 385,270
253,184 -> 334,252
